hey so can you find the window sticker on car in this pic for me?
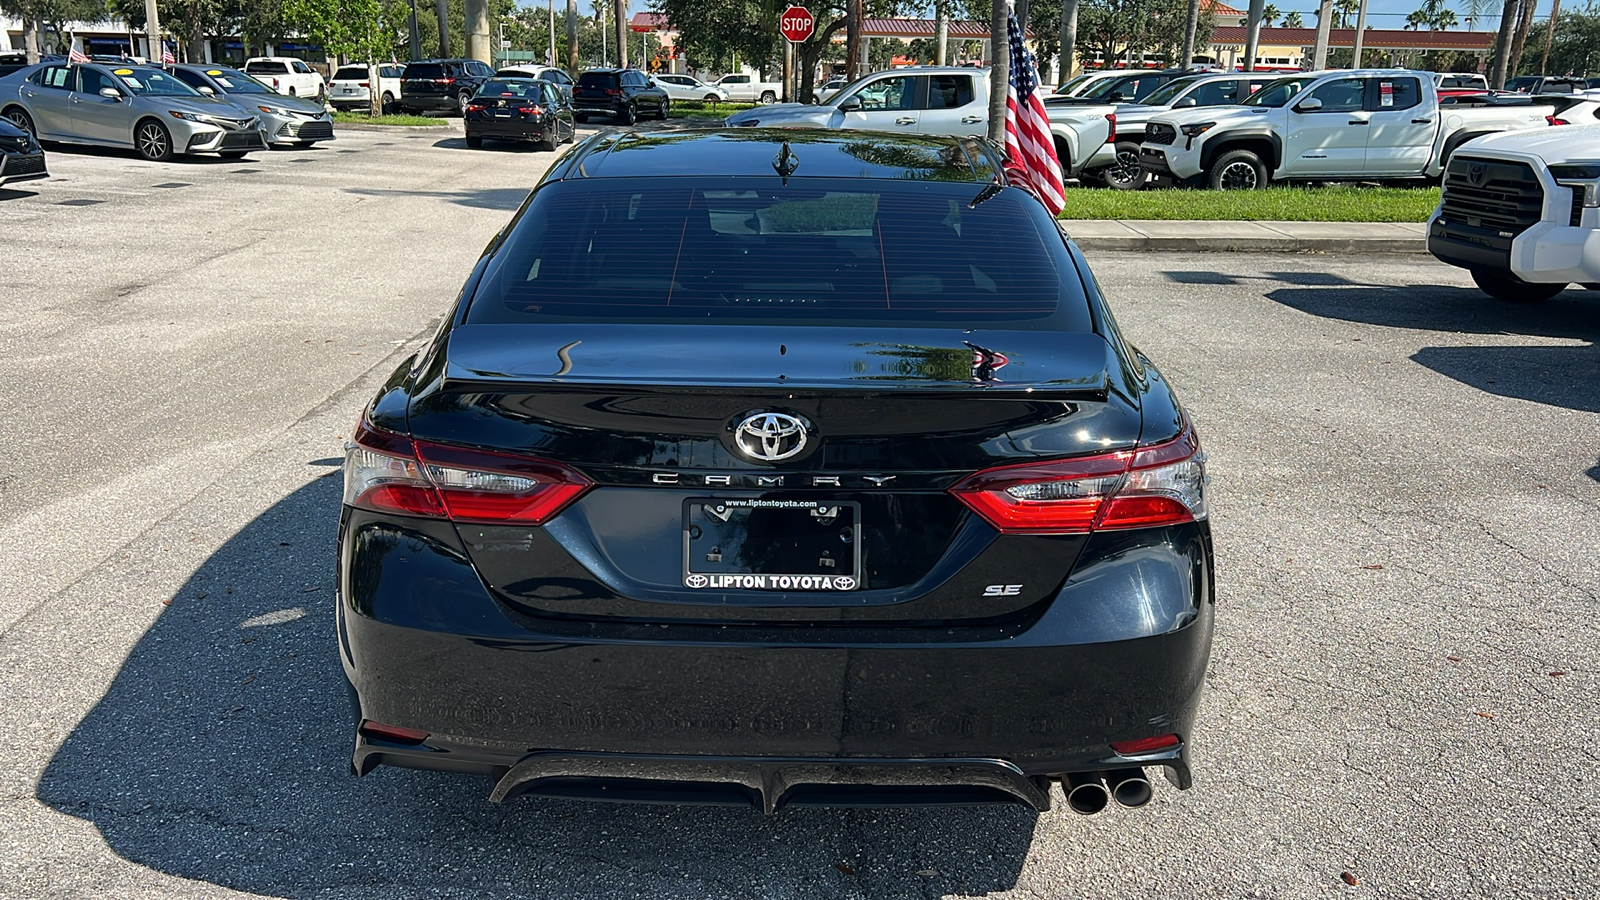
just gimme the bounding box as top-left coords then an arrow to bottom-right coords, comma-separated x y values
122,77 -> 143,88
1380,82 -> 1394,107
215,78 -> 236,88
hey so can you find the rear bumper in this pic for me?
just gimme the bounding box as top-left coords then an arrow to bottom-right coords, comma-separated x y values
339,511 -> 1214,808
573,100 -> 626,116
402,93 -> 459,112
466,118 -> 555,140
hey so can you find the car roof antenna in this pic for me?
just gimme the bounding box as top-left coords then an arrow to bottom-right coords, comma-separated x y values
772,141 -> 799,184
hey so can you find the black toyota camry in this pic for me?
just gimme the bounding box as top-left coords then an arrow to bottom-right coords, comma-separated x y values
340,129 -> 1214,816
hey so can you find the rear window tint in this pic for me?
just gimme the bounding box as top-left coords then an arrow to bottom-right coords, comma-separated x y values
334,67 -> 369,80
405,63 -> 446,79
245,61 -> 288,74
468,177 -> 1092,330
578,72 -> 619,88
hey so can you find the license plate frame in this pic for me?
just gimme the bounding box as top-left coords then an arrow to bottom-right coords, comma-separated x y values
682,498 -> 861,592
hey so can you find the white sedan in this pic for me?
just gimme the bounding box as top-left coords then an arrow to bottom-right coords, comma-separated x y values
650,74 -> 728,103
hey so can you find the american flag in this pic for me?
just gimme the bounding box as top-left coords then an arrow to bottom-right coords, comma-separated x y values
162,43 -> 176,65
1003,12 -> 1065,216
69,42 -> 90,64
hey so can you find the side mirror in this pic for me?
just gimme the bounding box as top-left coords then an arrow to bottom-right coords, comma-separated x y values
1294,97 -> 1323,112
1107,91 -> 1126,102
98,87 -> 123,100
838,95 -> 862,112
1174,97 -> 1197,108
197,85 -> 215,96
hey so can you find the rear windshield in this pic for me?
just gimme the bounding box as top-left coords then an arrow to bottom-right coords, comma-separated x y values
578,72 -> 619,88
245,61 -> 288,74
334,66 -> 369,81
468,177 -> 1092,330
405,63 -> 446,79
476,79 -> 541,98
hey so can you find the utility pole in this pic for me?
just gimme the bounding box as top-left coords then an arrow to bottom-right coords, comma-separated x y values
549,0 -> 557,66
1352,0 -> 1368,67
1310,0 -> 1332,70
142,0 -> 161,62
600,1 -> 607,65
436,0 -> 450,56
466,0 -> 491,62
1245,0 -> 1266,71
408,0 -> 421,60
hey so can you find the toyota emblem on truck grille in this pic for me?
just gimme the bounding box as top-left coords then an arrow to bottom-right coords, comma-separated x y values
734,412 -> 809,462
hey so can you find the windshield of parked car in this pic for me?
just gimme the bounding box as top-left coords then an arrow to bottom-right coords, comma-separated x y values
1053,74 -> 1091,95
110,67 -> 202,96
1079,75 -> 1138,99
1141,76 -> 1206,106
469,177 -> 1093,330
204,68 -> 274,93
1240,76 -> 1315,107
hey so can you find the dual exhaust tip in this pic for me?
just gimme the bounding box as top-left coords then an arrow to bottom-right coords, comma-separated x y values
1064,768 -> 1152,815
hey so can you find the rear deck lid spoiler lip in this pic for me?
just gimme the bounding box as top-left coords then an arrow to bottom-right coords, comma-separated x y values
440,324 -> 1117,398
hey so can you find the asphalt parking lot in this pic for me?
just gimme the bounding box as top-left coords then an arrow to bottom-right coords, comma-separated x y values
1,127 -> 1597,899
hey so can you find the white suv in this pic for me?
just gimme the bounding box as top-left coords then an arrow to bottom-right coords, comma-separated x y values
330,63 -> 405,112
1428,124 -> 1600,302
243,57 -> 326,101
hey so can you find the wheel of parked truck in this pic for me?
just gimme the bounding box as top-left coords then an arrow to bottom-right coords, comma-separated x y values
620,102 -> 636,126
1102,141 -> 1145,191
134,118 -> 174,162
1471,270 -> 1567,303
4,106 -> 35,137
759,90 -> 777,104
288,86 -> 297,97
1209,149 -> 1266,190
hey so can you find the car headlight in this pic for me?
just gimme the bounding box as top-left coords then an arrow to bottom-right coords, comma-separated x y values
168,110 -> 223,125
257,105 -> 292,116
1550,164 -> 1600,208
1178,122 -> 1216,137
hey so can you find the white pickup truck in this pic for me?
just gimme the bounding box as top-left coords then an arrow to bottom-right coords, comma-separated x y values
1140,69 -> 1555,190
243,57 -> 327,102
724,67 -> 1116,180
1428,124 -> 1600,302
713,73 -> 783,104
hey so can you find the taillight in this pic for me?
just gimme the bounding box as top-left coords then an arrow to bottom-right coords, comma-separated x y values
606,88 -> 621,96
465,102 -> 486,112
950,421 -> 1206,534
1111,733 -> 1180,755
1106,111 -> 1116,143
344,422 -> 591,524
1547,116 -> 1570,126
358,81 -> 369,88
433,77 -> 455,85
517,105 -> 544,115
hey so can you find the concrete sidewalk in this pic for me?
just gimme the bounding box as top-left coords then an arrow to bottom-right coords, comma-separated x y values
1062,219 -> 1428,253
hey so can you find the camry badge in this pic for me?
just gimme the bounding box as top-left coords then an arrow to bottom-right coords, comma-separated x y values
734,412 -> 809,462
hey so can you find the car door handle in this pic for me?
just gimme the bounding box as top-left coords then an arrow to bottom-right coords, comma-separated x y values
1348,119 -> 1369,125
896,116 -> 916,125
961,115 -> 983,123
1411,117 -> 1434,124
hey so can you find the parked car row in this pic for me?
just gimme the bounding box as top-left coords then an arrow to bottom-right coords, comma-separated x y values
0,60 -> 334,162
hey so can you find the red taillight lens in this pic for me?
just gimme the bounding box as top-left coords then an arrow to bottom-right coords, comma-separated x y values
433,77 -> 455,84
950,421 -> 1206,535
1106,111 -> 1116,143
606,88 -> 621,96
359,720 -> 429,744
1547,116 -> 1570,126
343,422 -> 591,524
358,81 -> 370,87
1110,733 -> 1180,755
517,105 -> 544,115
465,103 -> 486,112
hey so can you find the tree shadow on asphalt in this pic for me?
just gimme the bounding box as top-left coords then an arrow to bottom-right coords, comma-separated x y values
37,474 -> 1037,898
341,185 -> 530,211
1264,281 -> 1600,414
0,186 -> 39,201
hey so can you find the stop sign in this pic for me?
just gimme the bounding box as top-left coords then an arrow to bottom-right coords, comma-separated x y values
780,6 -> 815,42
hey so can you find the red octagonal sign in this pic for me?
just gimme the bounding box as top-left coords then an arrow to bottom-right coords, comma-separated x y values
780,6 -> 815,42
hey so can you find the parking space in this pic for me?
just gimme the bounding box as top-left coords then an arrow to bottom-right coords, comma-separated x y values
1,133 -> 1598,899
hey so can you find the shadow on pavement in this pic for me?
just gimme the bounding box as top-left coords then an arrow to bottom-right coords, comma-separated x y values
35,142 -> 254,165
430,137 -> 557,154
341,185 -> 530,211
0,186 -> 39,201
38,473 -> 1037,898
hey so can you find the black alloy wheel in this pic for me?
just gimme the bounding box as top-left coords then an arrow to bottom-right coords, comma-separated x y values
658,98 -> 669,119
1209,149 -> 1266,191
4,107 -> 35,136
1103,142 -> 1145,191
619,102 -> 636,126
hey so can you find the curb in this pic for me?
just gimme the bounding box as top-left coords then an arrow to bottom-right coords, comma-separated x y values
333,121 -> 451,132
1069,235 -> 1429,253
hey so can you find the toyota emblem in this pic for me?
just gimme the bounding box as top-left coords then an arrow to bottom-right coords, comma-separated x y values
1468,163 -> 1487,186
733,411 -> 810,462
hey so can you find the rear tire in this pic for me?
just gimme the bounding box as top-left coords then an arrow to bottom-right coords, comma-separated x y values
1471,270 -> 1567,303
574,112 -> 589,123
657,98 -> 669,119
4,106 -> 35,136
619,102 -> 636,126
381,91 -> 396,114
465,134 -> 483,148
457,93 -> 471,116
1208,148 -> 1266,190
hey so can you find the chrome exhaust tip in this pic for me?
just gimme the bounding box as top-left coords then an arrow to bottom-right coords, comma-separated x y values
1064,772 -> 1110,815
1107,767 -> 1153,808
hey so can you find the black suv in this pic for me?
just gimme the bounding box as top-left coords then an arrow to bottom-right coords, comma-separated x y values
572,68 -> 669,125
400,58 -> 497,115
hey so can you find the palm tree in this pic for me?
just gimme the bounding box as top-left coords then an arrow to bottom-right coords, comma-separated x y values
1283,10 -> 1305,27
1262,3 -> 1281,26
1332,0 -> 1361,27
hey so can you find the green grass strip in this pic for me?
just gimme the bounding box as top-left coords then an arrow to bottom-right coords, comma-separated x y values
1058,185 -> 1440,222
332,111 -> 448,127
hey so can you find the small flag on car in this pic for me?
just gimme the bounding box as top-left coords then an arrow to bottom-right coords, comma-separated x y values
1002,11 -> 1065,216
162,43 -> 176,65
69,38 -> 90,64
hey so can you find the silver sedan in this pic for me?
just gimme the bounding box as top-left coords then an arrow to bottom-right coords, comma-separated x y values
0,62 -> 266,161
170,64 -> 335,147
